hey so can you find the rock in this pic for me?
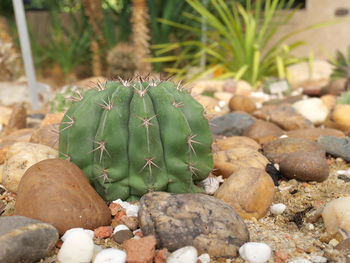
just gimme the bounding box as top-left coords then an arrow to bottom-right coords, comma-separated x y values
213,147 -> 269,178
29,123 -> 59,150
40,112 -> 64,127
166,246 -> 198,263
229,95 -> 256,113
322,196 -> 350,237
287,128 -> 344,141
270,204 -> 287,216
3,103 -> 26,134
335,238 -> 350,256
93,248 -> 127,263
263,137 -> 326,164
263,95 -> 303,106
239,242 -> 271,263
321,94 -> 336,110
301,81 -> 324,97
123,235 -> 156,263
112,229 -> 133,244
112,199 -> 139,217
330,104 -> 350,131
214,168 -> 275,219
235,80 -> 253,96
253,104 -> 313,131
213,91 -> 233,104
210,112 -> 255,136
14,159 -> 111,235
321,78 -> 347,96
243,120 -> 285,145
198,253 -> 211,263
122,216 -> 139,231
201,175 -> 224,195
61,228 -> 94,241
194,95 -> 220,116
94,226 -> 113,239
0,215 -> 58,263
213,136 -> 261,151
317,136 -> 350,162
191,80 -> 224,96
279,151 -> 329,182
139,192 -> 249,258
292,98 -> 329,125
57,229 -> 94,263
155,248 -> 170,263
2,142 -> 58,193
0,105 -> 12,127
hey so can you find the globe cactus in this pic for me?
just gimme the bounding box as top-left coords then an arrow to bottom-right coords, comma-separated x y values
58,78 -> 213,201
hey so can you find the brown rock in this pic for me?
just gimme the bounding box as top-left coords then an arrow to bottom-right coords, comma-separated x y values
243,120 -> 285,145
94,226 -> 113,239
4,103 -> 26,134
122,216 -> 139,231
321,78 -> 347,96
330,104 -> 350,132
214,168 -> 275,219
279,151 -> 329,182
29,124 -> 59,150
139,192 -> 249,259
14,159 -> 111,235
0,105 -> 12,127
229,95 -> 256,113
287,128 -> 344,141
123,235 -> 156,263
40,112 -> 64,127
213,147 -> 269,178
213,136 -> 261,151
335,238 -> 350,254
112,229 -> 133,244
263,137 -> 326,163
253,104 -> 313,130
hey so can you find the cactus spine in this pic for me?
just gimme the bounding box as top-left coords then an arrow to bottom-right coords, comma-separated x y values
59,79 -> 213,201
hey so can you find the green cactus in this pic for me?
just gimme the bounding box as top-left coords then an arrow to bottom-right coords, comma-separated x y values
58,79 -> 213,201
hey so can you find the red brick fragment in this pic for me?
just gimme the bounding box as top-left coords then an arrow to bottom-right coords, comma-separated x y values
109,203 -> 121,216
124,235 -> 156,263
94,226 -> 113,239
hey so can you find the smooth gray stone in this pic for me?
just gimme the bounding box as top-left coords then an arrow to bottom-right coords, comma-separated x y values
317,136 -> 350,162
210,112 -> 255,136
139,192 -> 249,259
0,216 -> 58,263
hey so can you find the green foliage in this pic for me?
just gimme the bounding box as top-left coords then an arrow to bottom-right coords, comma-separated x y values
330,47 -> 350,80
49,85 -> 83,113
337,91 -> 350,104
151,0 -> 328,88
58,79 -> 213,201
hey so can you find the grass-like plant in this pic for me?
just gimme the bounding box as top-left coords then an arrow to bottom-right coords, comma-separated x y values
330,47 -> 350,81
150,0 -> 329,88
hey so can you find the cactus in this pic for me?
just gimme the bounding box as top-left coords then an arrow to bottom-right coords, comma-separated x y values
58,78 -> 213,201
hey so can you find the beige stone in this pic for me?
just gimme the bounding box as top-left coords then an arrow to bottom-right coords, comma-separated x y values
243,120 -> 285,145
213,136 -> 261,152
229,95 -> 256,113
332,104 -> 350,131
213,91 -> 233,104
321,94 -> 336,110
40,112 -> 64,127
235,80 -> 253,96
0,105 -> 12,127
2,142 -> 58,193
215,167 -> 275,219
194,95 -> 219,116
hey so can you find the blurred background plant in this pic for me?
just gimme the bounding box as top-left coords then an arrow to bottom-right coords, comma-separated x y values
150,0 -> 329,88
330,46 -> 350,91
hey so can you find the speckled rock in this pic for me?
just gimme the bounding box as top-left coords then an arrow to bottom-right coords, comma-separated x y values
210,112 -> 255,136
2,142 -> 58,193
317,136 -> 350,162
335,238 -> 350,262
229,95 -> 256,113
40,112 -> 64,127
213,147 -> 269,178
279,151 -> 329,182
243,120 -> 285,145
322,196 -> 350,237
139,192 -> 249,259
329,104 -> 350,132
253,104 -> 313,131
29,124 -> 59,150
14,158 -> 111,235
213,136 -> 261,151
287,128 -> 344,141
263,137 -> 326,164
214,168 -> 275,219
0,216 -> 58,263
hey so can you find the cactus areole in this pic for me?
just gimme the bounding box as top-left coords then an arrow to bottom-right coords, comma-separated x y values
58,79 -> 213,201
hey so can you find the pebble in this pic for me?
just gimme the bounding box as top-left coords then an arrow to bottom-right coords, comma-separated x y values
61,228 -> 94,242
112,199 -> 139,217
286,128 -> 344,142
93,248 -> 126,263
270,203 -> 287,215
198,253 -> 211,263
210,112 -> 256,136
289,259 -> 312,263
317,136 -> 350,162
123,235 -> 156,263
0,216 -> 58,263
166,246 -> 198,263
310,255 -> 327,263
214,136 -> 261,151
330,104 -> 350,131
113,224 -> 130,234
201,175 -> 224,195
292,98 -> 329,125
228,95 -> 256,113
57,230 -> 94,263
239,242 -> 271,263
243,119 -> 285,145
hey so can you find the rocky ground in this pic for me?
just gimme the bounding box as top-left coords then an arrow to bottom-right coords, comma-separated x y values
0,63 -> 350,263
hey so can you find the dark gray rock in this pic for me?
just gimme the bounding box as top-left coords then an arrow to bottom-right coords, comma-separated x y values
210,112 -> 255,136
317,136 -> 350,162
139,192 -> 249,259
263,137 -> 326,163
112,229 -> 134,244
0,216 -> 58,263
279,151 -> 329,182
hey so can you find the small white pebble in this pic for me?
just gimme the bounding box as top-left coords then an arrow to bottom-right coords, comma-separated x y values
112,199 -> 139,217
214,106 -> 222,112
133,229 -> 141,235
329,238 -> 339,247
198,253 -> 210,263
58,230 -> 94,263
289,259 -> 312,263
336,168 -> 350,176
239,242 -> 271,263
93,248 -> 126,263
306,223 -> 315,230
167,246 -> 198,263
270,204 -> 286,215
218,100 -> 226,107
113,224 -> 130,234
202,176 -> 224,195
279,134 -> 288,138
310,255 -> 327,263
61,228 -> 94,242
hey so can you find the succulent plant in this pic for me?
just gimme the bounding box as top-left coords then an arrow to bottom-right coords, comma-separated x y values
49,85 -> 85,113
330,47 -> 350,91
337,91 -> 350,104
58,78 -> 213,201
